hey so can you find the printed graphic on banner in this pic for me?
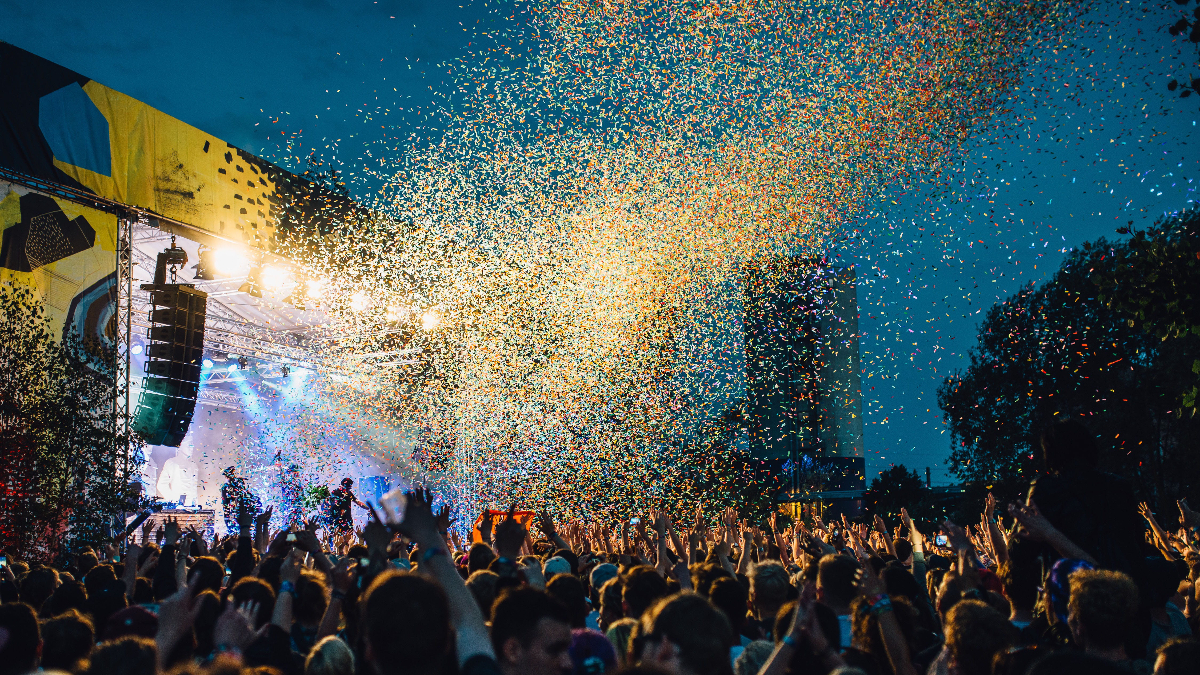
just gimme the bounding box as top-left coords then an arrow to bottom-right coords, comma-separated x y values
0,41 -> 353,250
0,180 -> 118,346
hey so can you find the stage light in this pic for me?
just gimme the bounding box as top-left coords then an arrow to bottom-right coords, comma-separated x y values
193,248 -> 216,280
228,364 -> 239,373
306,277 -> 329,300
213,248 -> 250,276
386,304 -> 406,322
349,291 -> 371,313
131,344 -> 143,355
202,358 -> 214,369
421,309 -> 441,331
261,265 -> 293,293
239,267 -> 263,298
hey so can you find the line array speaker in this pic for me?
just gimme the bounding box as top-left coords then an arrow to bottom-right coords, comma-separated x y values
133,283 -> 207,447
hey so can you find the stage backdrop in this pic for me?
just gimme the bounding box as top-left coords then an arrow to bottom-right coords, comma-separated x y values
0,179 -> 117,345
0,41 -> 352,249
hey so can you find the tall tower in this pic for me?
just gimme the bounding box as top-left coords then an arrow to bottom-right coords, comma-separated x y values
743,258 -> 864,516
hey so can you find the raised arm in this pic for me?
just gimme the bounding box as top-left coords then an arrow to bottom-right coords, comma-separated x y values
1009,501 -> 1097,566
396,490 -> 495,666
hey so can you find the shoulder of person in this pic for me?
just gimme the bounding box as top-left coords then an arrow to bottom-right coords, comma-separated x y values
460,654 -> 504,675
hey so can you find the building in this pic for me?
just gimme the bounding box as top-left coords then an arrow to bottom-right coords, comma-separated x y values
743,257 -> 865,517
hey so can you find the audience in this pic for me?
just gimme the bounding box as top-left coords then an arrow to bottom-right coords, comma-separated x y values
0,418 -> 1197,675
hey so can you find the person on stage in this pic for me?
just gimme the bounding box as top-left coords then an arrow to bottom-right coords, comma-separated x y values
220,466 -> 262,535
280,463 -> 305,529
324,477 -> 368,536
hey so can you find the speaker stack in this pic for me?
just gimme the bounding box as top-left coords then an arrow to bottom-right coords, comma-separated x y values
133,282 -> 207,446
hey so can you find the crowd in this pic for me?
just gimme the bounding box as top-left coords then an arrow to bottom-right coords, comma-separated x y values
2,418 -> 1199,675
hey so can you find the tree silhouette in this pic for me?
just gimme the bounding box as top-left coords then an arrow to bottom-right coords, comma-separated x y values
938,222 -> 1200,506
0,283 -> 144,562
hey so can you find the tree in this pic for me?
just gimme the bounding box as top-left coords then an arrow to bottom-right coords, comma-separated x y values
1093,208 -> 1200,410
938,228 -> 1200,507
0,283 -> 143,562
865,465 -> 926,519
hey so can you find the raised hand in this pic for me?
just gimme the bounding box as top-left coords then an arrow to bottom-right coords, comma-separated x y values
493,504 -> 527,559
1179,499 -> 1200,529
156,577 -> 203,669
435,503 -> 456,533
257,506 -> 274,528
213,600 -> 268,651
536,510 -> 557,538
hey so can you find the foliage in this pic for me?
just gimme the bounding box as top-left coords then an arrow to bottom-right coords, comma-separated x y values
938,225 -> 1200,507
300,484 -> 331,511
0,283 -> 143,562
1093,209 -> 1200,410
864,465 -> 927,519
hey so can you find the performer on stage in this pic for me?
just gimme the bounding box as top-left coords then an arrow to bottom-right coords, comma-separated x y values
323,477 -> 368,536
220,466 -> 262,535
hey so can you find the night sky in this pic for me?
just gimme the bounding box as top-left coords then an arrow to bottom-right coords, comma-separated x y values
4,0 -> 1197,485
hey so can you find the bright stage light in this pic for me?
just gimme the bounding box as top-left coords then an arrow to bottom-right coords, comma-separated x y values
202,359 -> 214,369
228,364 -> 239,373
307,277 -> 329,299
131,344 -> 143,355
213,248 -> 250,276
421,309 -> 440,331
386,304 -> 406,322
261,265 -> 293,293
349,291 -> 371,313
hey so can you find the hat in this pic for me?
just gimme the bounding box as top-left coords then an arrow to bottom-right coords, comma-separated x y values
104,605 -> 159,641
589,563 -> 618,593
570,628 -> 616,674
544,556 -> 571,578
223,466 -> 236,477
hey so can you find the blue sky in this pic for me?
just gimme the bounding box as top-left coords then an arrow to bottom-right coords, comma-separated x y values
3,0 -> 1197,485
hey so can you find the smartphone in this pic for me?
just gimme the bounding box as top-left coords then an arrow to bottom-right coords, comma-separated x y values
630,517 -> 641,525
935,535 -> 948,547
286,533 -> 297,542
0,556 -> 6,568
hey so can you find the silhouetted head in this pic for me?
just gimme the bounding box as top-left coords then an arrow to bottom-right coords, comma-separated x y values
1040,418 -> 1098,473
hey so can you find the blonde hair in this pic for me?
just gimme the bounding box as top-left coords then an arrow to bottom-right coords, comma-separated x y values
305,636 -> 355,675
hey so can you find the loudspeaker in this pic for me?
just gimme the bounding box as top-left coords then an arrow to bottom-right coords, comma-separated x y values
133,283 -> 208,447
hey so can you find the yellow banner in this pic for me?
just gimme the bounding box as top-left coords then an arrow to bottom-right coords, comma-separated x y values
0,180 -> 118,344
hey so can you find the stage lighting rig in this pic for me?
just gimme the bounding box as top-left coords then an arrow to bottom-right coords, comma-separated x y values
239,266 -> 263,298
192,246 -> 216,280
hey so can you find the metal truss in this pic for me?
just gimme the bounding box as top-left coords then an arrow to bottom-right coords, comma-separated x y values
115,214 -> 136,478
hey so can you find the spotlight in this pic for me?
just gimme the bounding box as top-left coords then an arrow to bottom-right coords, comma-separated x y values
421,309 -> 441,331
213,248 -> 250,276
306,277 -> 329,300
202,358 -> 214,369
283,278 -> 307,310
261,265 -> 293,293
227,364 -> 239,373
281,365 -> 291,378
193,248 -> 216,280
131,344 -> 144,355
239,267 -> 263,298
385,305 -> 406,322
349,291 -> 371,313
238,355 -> 249,370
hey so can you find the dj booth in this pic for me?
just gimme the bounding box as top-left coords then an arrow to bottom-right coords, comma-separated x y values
125,508 -> 216,545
